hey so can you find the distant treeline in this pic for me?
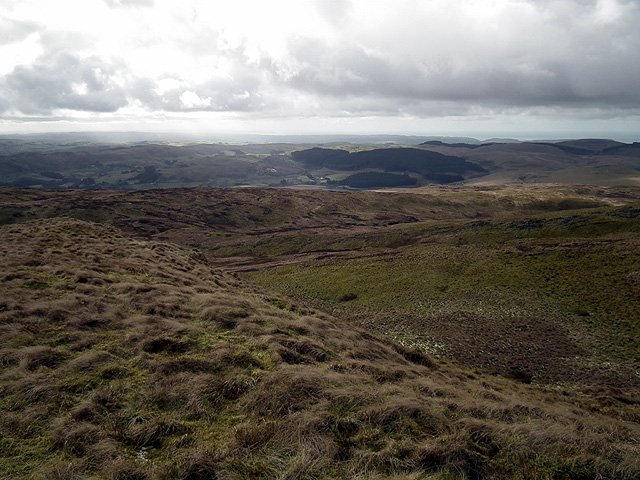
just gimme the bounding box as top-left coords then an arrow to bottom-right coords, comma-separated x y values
291,147 -> 486,179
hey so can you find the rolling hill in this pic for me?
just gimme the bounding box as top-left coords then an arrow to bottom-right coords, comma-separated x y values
1,138 -> 640,189
416,139 -> 640,185
1,183 -> 640,478
1,215 -> 639,479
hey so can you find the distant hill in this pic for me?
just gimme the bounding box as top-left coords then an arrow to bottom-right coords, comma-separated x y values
1,137 -> 640,189
292,147 -> 487,185
602,141 -> 640,157
553,138 -> 627,153
416,139 -> 640,185
420,140 -> 487,149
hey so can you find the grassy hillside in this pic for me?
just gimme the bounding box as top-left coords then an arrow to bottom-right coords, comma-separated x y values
2,217 -> 640,480
415,141 -> 640,186
245,212 -> 640,385
1,184 -> 640,478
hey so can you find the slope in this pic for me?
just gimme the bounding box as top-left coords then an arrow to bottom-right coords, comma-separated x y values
2,185 -> 640,389
2,217 -> 639,479
416,141 -> 640,185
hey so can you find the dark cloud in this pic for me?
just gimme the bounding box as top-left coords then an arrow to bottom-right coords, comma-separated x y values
272,26 -> 640,116
0,18 -> 40,45
0,52 -> 128,114
128,77 -> 159,108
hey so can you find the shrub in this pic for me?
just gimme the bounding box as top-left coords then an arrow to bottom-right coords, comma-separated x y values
339,292 -> 358,302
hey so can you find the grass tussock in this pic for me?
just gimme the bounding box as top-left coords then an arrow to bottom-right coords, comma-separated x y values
1,216 -> 639,479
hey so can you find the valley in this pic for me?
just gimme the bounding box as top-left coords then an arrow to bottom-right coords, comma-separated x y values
1,137 -> 640,190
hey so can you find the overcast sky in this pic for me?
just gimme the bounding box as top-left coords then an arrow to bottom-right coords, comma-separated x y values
1,0 -> 640,140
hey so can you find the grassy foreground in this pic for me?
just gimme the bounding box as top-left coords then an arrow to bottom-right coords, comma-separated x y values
1,217 -> 639,479
1,185 -> 640,479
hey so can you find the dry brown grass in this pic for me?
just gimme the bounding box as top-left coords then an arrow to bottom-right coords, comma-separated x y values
1,217 -> 639,479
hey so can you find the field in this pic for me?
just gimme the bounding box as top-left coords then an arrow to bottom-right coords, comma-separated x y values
1,181 -> 640,479
245,207 -> 640,387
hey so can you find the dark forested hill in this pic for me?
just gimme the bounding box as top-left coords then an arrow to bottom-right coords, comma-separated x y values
292,146 -> 486,175
336,171 -> 419,188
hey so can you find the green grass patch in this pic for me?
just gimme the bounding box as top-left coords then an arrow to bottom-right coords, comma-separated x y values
244,230 -> 640,364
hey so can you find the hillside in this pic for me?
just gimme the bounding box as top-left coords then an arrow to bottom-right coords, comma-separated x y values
2,184 -> 640,477
0,142 -> 308,189
1,138 -> 640,189
291,147 -> 487,185
2,216 -> 640,479
416,140 -> 640,185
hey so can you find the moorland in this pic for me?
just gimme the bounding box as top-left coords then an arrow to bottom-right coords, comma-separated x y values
1,137 -> 639,479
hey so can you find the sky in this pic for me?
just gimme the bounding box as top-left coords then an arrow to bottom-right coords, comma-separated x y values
1,0 -> 640,141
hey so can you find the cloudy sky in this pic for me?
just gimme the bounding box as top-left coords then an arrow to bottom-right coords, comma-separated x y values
1,0 -> 640,140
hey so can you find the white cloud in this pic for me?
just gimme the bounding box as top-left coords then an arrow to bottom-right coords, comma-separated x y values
0,0 -> 639,137
103,0 -> 154,8
180,90 -> 211,109
0,32 -> 43,75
